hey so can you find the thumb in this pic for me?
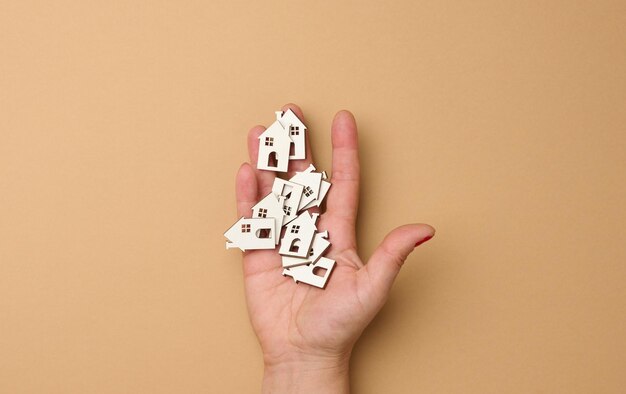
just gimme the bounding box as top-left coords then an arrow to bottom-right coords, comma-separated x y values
362,224 -> 435,304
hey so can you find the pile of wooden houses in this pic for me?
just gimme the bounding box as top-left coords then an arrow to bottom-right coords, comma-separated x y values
224,110 -> 336,288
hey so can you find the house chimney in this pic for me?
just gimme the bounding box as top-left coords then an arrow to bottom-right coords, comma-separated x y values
275,111 -> 283,121
311,213 -> 320,224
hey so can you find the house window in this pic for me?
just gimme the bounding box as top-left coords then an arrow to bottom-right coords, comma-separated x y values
283,206 -> 291,215
257,208 -> 267,218
241,224 -> 251,233
256,228 -> 271,239
265,137 -> 274,146
291,225 -> 300,234
303,186 -> 313,197
290,126 -> 299,136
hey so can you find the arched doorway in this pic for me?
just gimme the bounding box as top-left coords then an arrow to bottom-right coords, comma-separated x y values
289,238 -> 301,253
267,151 -> 278,168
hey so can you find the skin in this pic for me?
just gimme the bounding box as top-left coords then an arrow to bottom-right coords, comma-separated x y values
234,104 -> 435,393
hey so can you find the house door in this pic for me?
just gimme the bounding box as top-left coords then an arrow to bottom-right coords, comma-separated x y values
267,151 -> 278,168
289,142 -> 295,157
289,238 -> 301,253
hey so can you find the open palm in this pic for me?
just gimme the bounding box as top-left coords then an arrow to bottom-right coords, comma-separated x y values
234,104 -> 434,378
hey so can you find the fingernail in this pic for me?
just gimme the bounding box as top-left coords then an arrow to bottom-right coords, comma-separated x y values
415,235 -> 433,247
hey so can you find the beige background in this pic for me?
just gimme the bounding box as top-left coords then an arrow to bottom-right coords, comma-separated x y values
1,1 -> 625,393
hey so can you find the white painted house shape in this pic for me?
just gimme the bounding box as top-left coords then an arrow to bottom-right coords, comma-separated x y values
300,179 -> 331,210
282,231 -> 331,268
224,217 -> 276,251
300,170 -> 331,210
257,120 -> 292,172
275,109 -> 307,160
271,178 -> 304,225
252,193 -> 286,245
283,257 -> 336,288
279,211 -> 319,258
289,164 -> 323,211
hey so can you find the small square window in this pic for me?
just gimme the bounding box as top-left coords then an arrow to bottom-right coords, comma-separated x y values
291,225 -> 300,234
257,208 -> 267,218
241,224 -> 251,233
283,206 -> 291,215
265,137 -> 274,146
303,186 -> 313,197
290,126 -> 300,136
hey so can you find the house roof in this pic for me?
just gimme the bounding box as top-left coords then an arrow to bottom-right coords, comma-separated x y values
258,120 -> 293,142
252,192 -> 285,211
277,108 -> 306,130
223,216 -> 246,239
289,211 -> 319,229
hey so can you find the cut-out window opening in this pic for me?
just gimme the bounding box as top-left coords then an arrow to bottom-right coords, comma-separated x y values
257,208 -> 267,218
265,137 -> 274,146
283,206 -> 291,215
291,225 -> 300,234
290,126 -> 299,135
303,186 -> 313,197
256,228 -> 271,239
241,224 -> 251,233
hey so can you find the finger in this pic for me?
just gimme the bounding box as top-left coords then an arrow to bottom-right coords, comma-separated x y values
280,103 -> 315,178
326,110 -> 360,250
247,125 -> 276,198
360,224 -> 435,307
235,163 -> 258,217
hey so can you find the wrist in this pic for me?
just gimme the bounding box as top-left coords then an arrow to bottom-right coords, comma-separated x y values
262,352 -> 351,394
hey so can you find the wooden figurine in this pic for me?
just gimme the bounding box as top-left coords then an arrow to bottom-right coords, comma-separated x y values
278,211 -> 319,258
289,164 -> 323,211
224,217 -> 276,251
257,120 -> 292,172
275,109 -> 307,160
282,231 -> 331,268
271,178 -> 304,225
299,172 -> 331,210
282,257 -> 336,288
252,193 -> 286,245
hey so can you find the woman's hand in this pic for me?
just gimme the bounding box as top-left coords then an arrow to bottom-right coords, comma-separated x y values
234,104 -> 435,393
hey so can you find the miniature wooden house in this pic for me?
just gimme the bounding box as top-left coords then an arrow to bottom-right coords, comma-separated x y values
279,211 -> 319,258
283,257 -> 336,288
252,193 -> 286,245
271,178 -> 304,225
257,120 -> 292,172
224,217 -> 276,251
289,164 -> 323,211
275,109 -> 307,160
282,231 -> 330,268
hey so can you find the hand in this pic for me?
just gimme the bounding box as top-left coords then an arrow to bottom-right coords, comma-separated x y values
234,104 -> 435,393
